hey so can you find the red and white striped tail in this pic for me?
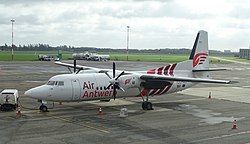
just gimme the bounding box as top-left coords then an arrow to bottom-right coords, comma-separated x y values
142,30 -> 211,96
189,30 -> 209,70
146,30 -> 209,76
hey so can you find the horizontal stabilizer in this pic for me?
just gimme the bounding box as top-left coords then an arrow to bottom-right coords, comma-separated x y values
192,68 -> 229,72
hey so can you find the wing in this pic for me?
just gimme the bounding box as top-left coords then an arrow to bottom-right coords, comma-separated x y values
55,61 -> 233,84
54,61 -> 110,73
140,74 -> 232,84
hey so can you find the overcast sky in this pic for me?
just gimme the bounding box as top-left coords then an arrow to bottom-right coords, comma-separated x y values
1,0 -> 250,52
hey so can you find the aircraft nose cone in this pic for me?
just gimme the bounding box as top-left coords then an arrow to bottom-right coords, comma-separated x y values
24,85 -> 48,99
24,89 -> 35,98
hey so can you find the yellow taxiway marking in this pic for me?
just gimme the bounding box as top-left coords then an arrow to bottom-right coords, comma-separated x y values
45,113 -> 110,134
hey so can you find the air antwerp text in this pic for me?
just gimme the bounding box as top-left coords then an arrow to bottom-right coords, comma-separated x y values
82,81 -> 113,98
83,90 -> 113,98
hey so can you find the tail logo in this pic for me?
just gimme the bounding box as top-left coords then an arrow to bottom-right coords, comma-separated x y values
193,53 -> 208,67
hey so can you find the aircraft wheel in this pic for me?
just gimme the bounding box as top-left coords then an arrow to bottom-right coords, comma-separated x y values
142,102 -> 147,110
40,105 -> 48,112
142,102 -> 153,110
146,102 -> 153,110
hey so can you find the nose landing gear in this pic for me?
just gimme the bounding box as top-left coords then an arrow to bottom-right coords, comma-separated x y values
39,104 -> 48,112
38,100 -> 49,112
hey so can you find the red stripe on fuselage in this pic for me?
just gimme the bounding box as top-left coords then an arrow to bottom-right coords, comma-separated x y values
169,64 -> 177,76
154,88 -> 165,95
147,69 -> 156,74
161,85 -> 172,95
163,65 -> 171,75
157,67 -> 164,75
149,89 -> 158,95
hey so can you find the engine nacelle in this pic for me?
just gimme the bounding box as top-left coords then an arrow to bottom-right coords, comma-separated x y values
119,75 -> 142,89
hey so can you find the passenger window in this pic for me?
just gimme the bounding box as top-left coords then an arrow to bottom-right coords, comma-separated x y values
58,81 -> 64,86
55,81 -> 58,85
100,87 -> 102,90
96,87 -> 99,90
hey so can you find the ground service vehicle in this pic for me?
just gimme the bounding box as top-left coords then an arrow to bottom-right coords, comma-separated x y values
0,89 -> 19,111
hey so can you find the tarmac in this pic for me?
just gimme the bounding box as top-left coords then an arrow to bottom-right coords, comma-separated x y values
0,60 -> 250,144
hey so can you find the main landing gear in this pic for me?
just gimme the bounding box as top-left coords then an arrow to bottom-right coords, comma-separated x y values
142,101 -> 153,110
141,90 -> 154,110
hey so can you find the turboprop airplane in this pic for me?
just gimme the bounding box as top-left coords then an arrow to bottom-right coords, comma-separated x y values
24,30 -> 232,112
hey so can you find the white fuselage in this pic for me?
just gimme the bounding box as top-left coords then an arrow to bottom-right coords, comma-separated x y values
25,72 -> 194,102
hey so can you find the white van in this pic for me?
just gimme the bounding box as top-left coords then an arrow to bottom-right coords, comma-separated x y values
0,89 -> 19,111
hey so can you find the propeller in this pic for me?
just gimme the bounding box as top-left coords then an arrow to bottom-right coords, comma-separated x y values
105,62 -> 125,100
74,59 -> 76,73
67,59 -> 82,74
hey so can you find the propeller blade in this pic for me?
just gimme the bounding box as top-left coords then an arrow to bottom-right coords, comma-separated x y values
113,85 -> 117,100
113,62 -> 115,78
104,72 -> 112,79
117,85 -> 125,92
67,67 -> 72,73
76,67 -> 83,74
74,59 -> 76,73
115,71 -> 125,80
107,83 -> 112,89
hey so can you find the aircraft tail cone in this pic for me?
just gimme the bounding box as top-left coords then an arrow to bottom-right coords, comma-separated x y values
232,120 -> 238,130
16,106 -> 21,116
98,107 -> 103,115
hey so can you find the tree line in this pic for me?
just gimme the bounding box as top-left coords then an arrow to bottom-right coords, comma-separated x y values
0,43 -> 236,56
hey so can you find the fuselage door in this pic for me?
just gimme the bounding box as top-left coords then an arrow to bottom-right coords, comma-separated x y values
71,79 -> 81,100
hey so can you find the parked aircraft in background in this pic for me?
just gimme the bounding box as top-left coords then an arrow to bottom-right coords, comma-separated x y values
25,30 -> 232,112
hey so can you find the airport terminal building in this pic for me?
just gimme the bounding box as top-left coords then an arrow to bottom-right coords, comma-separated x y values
239,49 -> 250,59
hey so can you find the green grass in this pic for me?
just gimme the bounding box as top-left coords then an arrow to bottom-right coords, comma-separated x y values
0,51 -> 234,64
0,51 -> 72,61
110,53 -> 232,64
110,54 -> 188,63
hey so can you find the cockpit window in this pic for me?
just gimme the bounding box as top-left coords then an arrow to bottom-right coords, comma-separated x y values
58,81 -> 64,86
47,81 -> 64,86
47,81 -> 55,85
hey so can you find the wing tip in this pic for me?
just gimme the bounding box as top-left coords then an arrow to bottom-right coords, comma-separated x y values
227,81 -> 238,84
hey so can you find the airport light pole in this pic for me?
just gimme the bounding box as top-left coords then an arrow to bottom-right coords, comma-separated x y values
126,26 -> 130,61
11,19 -> 15,61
